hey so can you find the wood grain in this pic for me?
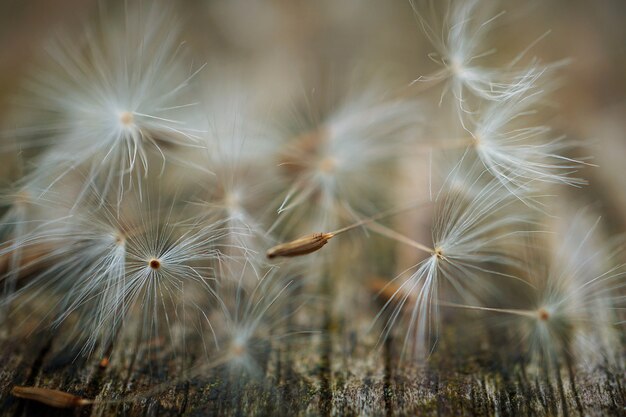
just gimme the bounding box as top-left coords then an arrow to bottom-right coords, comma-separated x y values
0,289 -> 623,417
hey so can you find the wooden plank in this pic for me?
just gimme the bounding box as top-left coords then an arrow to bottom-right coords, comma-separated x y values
1,286 -> 623,417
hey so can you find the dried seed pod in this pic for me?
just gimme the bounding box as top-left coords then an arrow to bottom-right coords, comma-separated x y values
266,201 -> 430,259
11,386 -> 93,408
266,232 -> 334,259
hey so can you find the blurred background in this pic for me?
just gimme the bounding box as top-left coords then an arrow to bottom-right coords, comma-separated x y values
1,0 -> 625,232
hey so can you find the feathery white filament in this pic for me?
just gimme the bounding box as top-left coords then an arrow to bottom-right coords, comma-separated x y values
10,5 -> 204,205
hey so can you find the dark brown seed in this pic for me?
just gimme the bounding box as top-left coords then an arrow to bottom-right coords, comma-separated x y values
149,258 -> 161,270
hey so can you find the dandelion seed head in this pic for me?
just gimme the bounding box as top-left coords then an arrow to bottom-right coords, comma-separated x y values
464,88 -> 586,194
8,4 -> 203,206
379,169 -> 533,358
411,0 -> 561,110
489,209 -> 626,367
114,231 -> 126,246
118,111 -> 135,128
449,56 -> 475,83
204,266 -> 312,377
230,335 -> 248,358
277,79 -> 421,231
221,189 -> 245,217
537,307 -> 551,322
318,155 -> 338,175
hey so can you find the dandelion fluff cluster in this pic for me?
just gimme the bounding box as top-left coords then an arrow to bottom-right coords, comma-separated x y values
0,0 -> 623,406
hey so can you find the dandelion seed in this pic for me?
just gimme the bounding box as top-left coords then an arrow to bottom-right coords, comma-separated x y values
11,386 -> 94,408
276,78 -> 420,231
115,264 -> 313,400
444,209 -> 625,367
177,77 -> 284,273
207,265 -> 312,377
0,187 -> 229,359
266,201 -> 431,259
410,0 -> 558,110
0,179 -> 65,298
374,171 -> 536,358
5,4 -> 204,205
112,205 -> 230,362
0,189 -> 131,353
464,88 -> 587,194
523,212 -> 625,365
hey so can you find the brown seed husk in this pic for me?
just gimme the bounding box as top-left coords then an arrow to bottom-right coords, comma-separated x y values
266,232 -> 334,259
11,386 -> 93,408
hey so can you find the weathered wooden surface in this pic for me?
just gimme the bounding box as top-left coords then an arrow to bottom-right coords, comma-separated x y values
1,294 -> 624,417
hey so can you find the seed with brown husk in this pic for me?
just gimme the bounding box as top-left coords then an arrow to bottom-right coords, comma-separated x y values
11,386 -> 94,408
